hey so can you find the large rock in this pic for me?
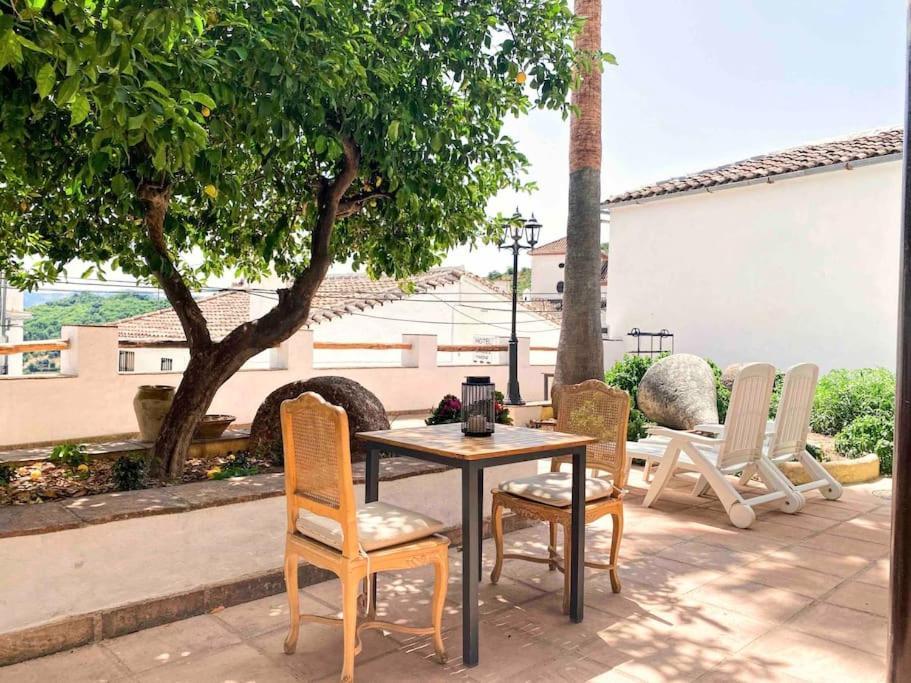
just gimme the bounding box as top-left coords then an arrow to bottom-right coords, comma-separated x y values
249,376 -> 390,464
637,354 -> 719,430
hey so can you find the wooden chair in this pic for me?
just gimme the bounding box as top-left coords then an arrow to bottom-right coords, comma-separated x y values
490,380 -> 631,613
281,392 -> 450,682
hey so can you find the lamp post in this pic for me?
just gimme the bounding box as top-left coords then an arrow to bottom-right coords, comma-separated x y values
498,209 -> 541,405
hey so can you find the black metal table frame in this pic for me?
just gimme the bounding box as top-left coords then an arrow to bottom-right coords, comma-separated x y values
363,442 -> 588,668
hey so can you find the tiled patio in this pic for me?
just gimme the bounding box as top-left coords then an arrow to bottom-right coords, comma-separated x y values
0,469 -> 891,682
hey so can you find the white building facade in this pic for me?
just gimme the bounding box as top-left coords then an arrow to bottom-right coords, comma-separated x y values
603,128 -> 902,372
528,236 -> 608,330
0,283 -> 30,376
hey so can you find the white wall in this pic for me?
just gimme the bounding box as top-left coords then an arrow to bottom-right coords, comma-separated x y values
122,279 -> 560,372
605,160 -> 902,372
530,253 -> 566,300
0,326 -> 555,447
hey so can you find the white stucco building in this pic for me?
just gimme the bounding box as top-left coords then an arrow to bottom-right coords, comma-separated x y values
603,127 -> 902,372
114,267 -> 562,373
0,281 -> 30,376
528,236 -> 608,330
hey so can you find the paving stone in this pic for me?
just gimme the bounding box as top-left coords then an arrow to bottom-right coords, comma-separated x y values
102,614 -> 240,674
0,644 -> 127,683
134,642 -> 299,683
788,602 -> 888,657
173,473 -> 285,510
0,503 -> 81,539
824,580 -> 889,618
64,489 -> 189,525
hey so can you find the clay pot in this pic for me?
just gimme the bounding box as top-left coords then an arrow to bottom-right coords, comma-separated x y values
133,385 -> 176,441
194,414 -> 236,440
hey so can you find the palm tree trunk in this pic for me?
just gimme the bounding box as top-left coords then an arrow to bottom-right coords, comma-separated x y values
556,0 -> 604,388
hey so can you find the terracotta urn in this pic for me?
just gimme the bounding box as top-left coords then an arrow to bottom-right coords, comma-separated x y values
133,385 -> 176,441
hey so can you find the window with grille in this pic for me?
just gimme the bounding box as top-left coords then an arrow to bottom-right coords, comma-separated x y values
118,350 -> 135,372
160,357 -> 173,372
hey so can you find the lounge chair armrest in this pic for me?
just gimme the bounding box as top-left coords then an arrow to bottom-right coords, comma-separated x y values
647,426 -> 724,446
693,423 -> 724,435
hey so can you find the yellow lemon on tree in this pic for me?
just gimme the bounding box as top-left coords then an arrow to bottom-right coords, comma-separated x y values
201,106 -> 211,118
77,464 -> 89,473
516,71 -> 527,85
204,184 -> 218,199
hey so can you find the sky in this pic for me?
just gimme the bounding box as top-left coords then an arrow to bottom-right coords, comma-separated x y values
39,0 -> 908,294
443,0 -> 907,277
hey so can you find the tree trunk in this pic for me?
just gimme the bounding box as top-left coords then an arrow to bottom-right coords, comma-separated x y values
151,339 -> 264,479
556,0 -> 604,388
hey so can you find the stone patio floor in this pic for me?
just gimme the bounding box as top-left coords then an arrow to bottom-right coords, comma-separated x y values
0,469 -> 892,682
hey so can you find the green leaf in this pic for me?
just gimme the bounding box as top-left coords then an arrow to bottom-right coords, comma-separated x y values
70,93 -> 90,125
387,119 -> 400,142
188,92 -> 215,108
127,113 -> 146,130
144,80 -> 169,96
51,0 -> 64,14
0,29 -> 23,70
35,62 -> 56,99
56,75 -> 79,105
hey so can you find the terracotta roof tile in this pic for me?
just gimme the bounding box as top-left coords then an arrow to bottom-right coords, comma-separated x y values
603,127 -> 902,206
115,267 -> 560,342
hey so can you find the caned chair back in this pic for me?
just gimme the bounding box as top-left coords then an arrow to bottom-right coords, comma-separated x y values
554,380 -> 631,490
280,392 -> 359,558
717,362 -> 776,469
768,363 -> 819,460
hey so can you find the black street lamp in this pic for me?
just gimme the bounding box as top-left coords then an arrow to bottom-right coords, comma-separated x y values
498,209 -> 541,405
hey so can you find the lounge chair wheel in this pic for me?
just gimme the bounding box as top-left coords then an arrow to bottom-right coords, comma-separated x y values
821,482 -> 843,500
728,503 -> 755,529
781,490 -> 805,514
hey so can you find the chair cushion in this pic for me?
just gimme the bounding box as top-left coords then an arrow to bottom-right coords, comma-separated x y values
497,471 -> 614,507
296,501 -> 445,552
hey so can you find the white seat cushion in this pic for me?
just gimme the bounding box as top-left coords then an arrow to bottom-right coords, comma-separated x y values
497,471 -> 614,507
296,501 -> 445,552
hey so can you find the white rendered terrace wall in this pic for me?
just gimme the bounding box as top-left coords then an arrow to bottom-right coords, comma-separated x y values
0,325 -> 554,447
605,160 -> 901,372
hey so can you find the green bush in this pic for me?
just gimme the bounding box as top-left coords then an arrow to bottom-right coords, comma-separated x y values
0,463 -> 12,485
604,354 -> 663,441
49,443 -> 90,472
704,359 -> 730,423
834,414 -> 894,475
111,456 -> 147,491
811,368 -> 894,436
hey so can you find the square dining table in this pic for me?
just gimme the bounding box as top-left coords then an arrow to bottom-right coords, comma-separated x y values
356,423 -> 598,667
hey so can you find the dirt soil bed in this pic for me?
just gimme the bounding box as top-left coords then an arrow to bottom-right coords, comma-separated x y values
0,452 -> 277,507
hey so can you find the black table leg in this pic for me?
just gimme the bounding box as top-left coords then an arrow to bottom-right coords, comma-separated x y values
365,447 -> 380,611
570,446 -> 586,623
477,467 -> 484,580
365,447 -> 379,504
462,462 -> 480,666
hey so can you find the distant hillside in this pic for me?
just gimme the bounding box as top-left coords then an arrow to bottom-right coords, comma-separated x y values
24,292 -> 169,340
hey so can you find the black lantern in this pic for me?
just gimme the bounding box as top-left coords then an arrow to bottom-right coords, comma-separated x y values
461,376 -> 496,437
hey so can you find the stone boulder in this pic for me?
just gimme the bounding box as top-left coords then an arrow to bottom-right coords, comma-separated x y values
637,354 -> 719,430
249,376 -> 390,464
721,363 -> 744,391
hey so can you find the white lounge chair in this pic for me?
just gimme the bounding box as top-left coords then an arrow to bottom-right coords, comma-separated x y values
628,362 -> 804,528
733,363 -> 842,500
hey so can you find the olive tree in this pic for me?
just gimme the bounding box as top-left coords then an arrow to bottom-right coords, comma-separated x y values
0,0 -> 590,477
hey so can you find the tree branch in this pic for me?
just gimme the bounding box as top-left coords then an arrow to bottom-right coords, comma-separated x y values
139,181 -> 212,351
239,136 -> 361,349
336,188 -> 392,219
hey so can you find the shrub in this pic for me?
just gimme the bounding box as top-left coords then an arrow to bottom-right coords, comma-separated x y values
49,443 -> 90,472
834,414 -> 894,475
704,359 -> 731,423
0,463 -> 12,485
111,456 -> 147,491
425,391 -> 512,426
811,368 -> 895,436
605,354 -> 663,441
208,451 -> 259,480
627,408 -> 649,442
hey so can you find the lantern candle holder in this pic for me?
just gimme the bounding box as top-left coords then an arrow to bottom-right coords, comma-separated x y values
461,376 -> 496,437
